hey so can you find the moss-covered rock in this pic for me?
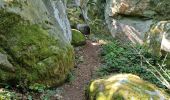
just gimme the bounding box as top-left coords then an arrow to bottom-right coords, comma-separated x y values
145,21 -> 170,57
87,74 -> 170,100
71,29 -> 86,46
0,0 -> 74,87
145,21 -> 170,67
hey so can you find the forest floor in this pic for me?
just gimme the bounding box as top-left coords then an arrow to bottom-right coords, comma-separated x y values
61,40 -> 101,100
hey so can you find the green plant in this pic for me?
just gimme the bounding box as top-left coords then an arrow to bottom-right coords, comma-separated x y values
0,90 -> 16,100
65,71 -> 75,83
29,83 -> 46,93
40,89 -> 63,100
98,39 -> 170,89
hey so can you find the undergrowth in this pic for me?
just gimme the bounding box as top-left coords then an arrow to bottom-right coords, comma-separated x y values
96,36 -> 170,89
0,83 -> 63,100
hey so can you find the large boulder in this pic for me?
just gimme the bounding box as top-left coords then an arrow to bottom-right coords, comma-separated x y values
145,21 -> 170,67
105,0 -> 170,44
87,74 -> 170,100
145,21 -> 170,56
0,0 -> 74,87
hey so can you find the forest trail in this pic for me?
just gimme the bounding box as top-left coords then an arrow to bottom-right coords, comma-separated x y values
61,40 -> 101,100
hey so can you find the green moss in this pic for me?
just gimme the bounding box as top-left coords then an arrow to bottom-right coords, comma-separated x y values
0,11 -> 74,87
87,74 -> 170,100
71,29 -> 86,46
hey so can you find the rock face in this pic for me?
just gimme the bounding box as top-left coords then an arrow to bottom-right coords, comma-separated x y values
77,24 -> 90,35
146,21 -> 170,56
0,0 -> 74,87
105,0 -> 153,44
87,74 -> 170,100
71,29 -> 86,46
50,0 -> 72,42
105,0 -> 170,48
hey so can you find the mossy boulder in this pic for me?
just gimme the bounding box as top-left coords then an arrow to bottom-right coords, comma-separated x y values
0,0 -> 74,87
71,29 -> 86,46
87,74 -> 170,100
145,21 -> 170,56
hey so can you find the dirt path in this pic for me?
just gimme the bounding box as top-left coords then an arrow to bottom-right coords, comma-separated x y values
61,40 -> 101,100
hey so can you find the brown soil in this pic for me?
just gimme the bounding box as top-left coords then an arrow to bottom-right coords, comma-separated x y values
61,40 -> 101,100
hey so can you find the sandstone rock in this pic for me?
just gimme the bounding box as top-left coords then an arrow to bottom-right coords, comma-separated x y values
105,0 -> 155,44
50,0 -> 72,42
105,0 -> 170,44
87,74 -> 170,100
145,21 -> 170,56
0,0 -> 74,87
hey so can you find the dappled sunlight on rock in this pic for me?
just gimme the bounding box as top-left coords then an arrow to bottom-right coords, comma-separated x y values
161,34 -> 170,52
87,74 -> 170,100
91,42 -> 100,46
98,40 -> 108,45
122,24 -> 144,44
91,39 -> 108,46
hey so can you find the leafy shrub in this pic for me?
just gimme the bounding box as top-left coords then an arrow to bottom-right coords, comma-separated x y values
29,83 -> 46,93
65,71 -> 75,83
97,40 -> 169,88
0,90 -> 16,100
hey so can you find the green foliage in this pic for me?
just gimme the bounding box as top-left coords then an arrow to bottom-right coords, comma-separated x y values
67,7 -> 85,27
40,88 -> 63,100
89,19 -> 109,34
88,0 -> 106,19
0,90 -> 16,100
97,40 -> 168,88
0,10 -> 21,34
65,70 -> 75,83
29,83 -> 46,93
88,0 -> 109,34
0,83 -> 63,100
150,0 -> 170,20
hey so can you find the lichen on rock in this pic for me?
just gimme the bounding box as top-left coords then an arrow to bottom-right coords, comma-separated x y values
87,74 -> 170,100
